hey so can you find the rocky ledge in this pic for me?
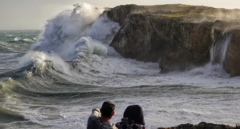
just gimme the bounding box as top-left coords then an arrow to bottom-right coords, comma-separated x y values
159,122 -> 240,129
103,4 -> 240,77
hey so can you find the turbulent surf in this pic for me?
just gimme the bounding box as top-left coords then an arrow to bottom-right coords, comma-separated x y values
0,3 -> 240,129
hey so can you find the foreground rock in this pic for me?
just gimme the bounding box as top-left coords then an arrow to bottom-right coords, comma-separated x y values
104,4 -> 240,76
158,122 -> 240,129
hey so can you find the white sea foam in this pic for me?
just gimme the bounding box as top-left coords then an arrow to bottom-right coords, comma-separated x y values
69,37 -> 108,60
18,51 -> 70,74
30,3 -> 104,57
88,13 -> 120,44
23,38 -> 34,43
14,37 -> 21,41
25,2 -> 119,65
12,37 -> 34,43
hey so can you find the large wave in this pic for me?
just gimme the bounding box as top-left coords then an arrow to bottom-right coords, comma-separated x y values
31,3 -> 118,59
19,3 -> 119,75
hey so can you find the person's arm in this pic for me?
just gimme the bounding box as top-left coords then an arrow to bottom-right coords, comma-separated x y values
87,108 -> 101,129
89,108 -> 100,118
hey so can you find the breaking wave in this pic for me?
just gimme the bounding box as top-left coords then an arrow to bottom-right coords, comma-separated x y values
30,3 -> 119,61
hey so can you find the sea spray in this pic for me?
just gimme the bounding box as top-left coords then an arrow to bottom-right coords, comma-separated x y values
88,13 -> 120,44
210,34 -> 232,65
24,3 -> 120,71
17,3 -> 120,76
30,3 -> 103,57
70,37 -> 107,60
18,51 -> 71,75
186,33 -> 232,78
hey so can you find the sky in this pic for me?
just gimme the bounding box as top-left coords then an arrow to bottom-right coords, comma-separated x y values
1,0 -> 240,30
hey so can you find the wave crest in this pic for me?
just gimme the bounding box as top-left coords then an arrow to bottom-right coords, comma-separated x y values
18,51 -> 70,75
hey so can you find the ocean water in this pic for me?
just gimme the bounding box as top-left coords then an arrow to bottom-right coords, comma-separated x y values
0,3 -> 240,129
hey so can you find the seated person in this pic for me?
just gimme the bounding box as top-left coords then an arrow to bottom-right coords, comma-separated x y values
87,101 -> 118,129
116,105 -> 145,129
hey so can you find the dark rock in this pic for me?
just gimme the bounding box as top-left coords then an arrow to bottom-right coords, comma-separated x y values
158,122 -> 240,129
157,21 -> 213,72
110,14 -> 159,62
105,4 -> 240,76
223,29 -> 240,77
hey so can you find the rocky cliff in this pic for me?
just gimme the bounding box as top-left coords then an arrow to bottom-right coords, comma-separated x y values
158,122 -> 240,129
104,4 -> 240,76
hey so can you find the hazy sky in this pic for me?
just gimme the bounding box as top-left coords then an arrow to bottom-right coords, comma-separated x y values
1,0 -> 240,30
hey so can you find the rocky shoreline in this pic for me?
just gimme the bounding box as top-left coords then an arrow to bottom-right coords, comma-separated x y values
103,4 -> 240,77
159,122 -> 240,129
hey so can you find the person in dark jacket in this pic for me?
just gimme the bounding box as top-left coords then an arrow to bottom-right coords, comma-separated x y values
116,105 -> 145,129
87,101 -> 118,129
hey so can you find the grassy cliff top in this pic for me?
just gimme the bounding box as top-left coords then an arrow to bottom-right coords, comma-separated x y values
107,4 -> 240,22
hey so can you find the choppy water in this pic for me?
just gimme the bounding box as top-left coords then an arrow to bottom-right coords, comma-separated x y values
0,3 -> 240,129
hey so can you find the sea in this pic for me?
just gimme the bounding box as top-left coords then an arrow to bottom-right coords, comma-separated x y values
0,3 -> 240,129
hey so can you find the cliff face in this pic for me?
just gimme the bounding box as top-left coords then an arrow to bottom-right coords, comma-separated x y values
105,4 -> 240,76
110,14 -> 155,61
223,29 -> 240,77
155,19 -> 213,72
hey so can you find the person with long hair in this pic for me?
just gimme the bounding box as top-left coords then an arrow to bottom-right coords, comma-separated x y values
116,105 -> 146,129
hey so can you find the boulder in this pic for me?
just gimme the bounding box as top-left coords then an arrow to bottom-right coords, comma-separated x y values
158,122 -> 240,129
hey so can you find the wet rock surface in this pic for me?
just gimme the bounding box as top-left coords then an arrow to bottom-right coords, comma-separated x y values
158,122 -> 240,129
104,4 -> 240,76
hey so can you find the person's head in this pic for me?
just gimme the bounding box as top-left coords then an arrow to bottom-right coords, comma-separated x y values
123,105 -> 145,125
100,101 -> 115,118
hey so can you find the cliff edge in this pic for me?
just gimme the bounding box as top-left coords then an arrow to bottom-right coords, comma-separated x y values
104,4 -> 240,76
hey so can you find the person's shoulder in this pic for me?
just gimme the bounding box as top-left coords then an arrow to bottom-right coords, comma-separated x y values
109,122 -> 118,129
100,121 -> 118,129
87,117 -> 101,129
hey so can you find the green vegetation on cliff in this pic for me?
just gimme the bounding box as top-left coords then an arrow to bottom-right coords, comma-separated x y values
107,4 -> 240,23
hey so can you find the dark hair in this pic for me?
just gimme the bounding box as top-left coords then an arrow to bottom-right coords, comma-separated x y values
100,101 -> 115,117
123,105 -> 145,125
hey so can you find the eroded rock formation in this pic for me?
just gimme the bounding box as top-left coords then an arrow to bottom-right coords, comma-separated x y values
104,4 -> 240,76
